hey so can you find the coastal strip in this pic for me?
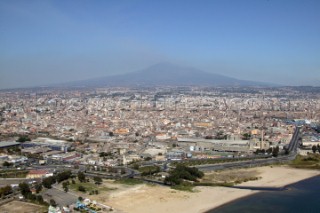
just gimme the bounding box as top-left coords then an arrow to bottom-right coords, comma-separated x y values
102,166 -> 320,213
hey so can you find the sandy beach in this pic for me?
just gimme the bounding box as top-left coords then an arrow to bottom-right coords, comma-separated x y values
93,166 -> 320,213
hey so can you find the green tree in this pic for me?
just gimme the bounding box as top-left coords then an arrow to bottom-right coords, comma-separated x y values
56,170 -> 72,183
242,133 -> 251,140
27,193 -> 36,201
0,185 -> 12,197
78,185 -> 86,192
144,156 -> 152,161
2,161 -> 13,167
62,182 -> 69,192
139,165 -> 160,176
93,176 -> 102,185
49,199 -> 57,207
63,186 -> 68,193
77,172 -> 86,183
42,176 -> 56,189
164,165 -> 204,186
36,195 -> 44,203
272,146 -> 280,157
16,135 -> 31,142
35,183 -> 42,193
18,182 -> 31,197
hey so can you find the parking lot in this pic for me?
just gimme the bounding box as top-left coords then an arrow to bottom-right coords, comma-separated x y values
42,187 -> 77,207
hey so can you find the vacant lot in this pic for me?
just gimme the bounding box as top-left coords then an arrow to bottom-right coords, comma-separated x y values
0,200 -> 46,213
290,154 -> 320,169
202,168 -> 260,184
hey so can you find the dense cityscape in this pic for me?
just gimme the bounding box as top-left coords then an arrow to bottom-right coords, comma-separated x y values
0,86 -> 320,212
1,0 -> 320,212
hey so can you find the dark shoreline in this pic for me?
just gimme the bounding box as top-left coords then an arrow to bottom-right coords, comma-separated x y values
205,174 -> 320,213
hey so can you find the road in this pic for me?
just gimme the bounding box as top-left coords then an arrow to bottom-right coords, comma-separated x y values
195,127 -> 301,172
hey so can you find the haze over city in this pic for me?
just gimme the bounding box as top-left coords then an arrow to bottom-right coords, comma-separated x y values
2,1 -> 320,212
1,0 -> 320,89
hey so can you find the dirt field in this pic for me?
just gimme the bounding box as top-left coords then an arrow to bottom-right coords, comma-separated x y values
0,200 -> 47,213
202,168 -> 261,183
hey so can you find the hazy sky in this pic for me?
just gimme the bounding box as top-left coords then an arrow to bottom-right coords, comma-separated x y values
1,0 -> 320,89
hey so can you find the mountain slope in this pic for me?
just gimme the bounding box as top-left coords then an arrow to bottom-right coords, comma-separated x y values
66,62 -> 271,87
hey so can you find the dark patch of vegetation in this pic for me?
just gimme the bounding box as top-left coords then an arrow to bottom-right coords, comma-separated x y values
19,182 -> 31,197
290,154 -> 320,169
56,170 -> 72,183
164,165 -> 204,186
42,170 -> 72,189
99,152 -> 113,157
93,176 -> 103,185
272,146 -> 280,157
171,182 -> 194,192
49,199 -> 57,207
144,156 -> 152,161
16,135 -> 31,142
42,176 -> 56,189
115,178 -> 143,185
78,171 -> 86,182
242,133 -> 251,140
2,161 -> 13,167
78,185 -> 86,192
62,181 -> 70,192
18,182 -> 47,206
35,183 -> 42,193
0,170 -> 28,178
214,131 -> 227,140
172,156 -> 269,167
139,165 -> 160,176
0,185 -> 12,197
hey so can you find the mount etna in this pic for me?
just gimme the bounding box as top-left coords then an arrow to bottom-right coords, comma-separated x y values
60,63 -> 272,87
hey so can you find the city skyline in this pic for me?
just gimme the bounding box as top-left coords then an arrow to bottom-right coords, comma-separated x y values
1,0 -> 320,89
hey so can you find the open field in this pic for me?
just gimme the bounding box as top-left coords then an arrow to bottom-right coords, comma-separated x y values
201,168 -> 260,185
0,200 -> 47,213
68,179 -> 118,195
290,154 -> 320,170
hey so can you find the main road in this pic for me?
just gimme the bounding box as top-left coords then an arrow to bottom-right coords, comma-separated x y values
195,126 -> 301,172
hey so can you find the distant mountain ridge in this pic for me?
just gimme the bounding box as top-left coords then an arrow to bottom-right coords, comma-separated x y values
63,62 -> 272,87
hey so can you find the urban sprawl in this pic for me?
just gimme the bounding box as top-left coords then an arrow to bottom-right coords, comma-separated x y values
0,86 -> 320,213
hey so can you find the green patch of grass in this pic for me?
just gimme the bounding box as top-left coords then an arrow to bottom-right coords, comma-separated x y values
99,186 -> 118,191
69,180 -> 117,193
171,184 -> 194,192
0,170 -> 28,178
138,166 -> 160,176
69,181 -> 97,192
290,154 -> 320,170
115,178 -> 143,185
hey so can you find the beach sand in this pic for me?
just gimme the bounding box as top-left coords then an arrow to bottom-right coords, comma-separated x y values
93,166 -> 320,213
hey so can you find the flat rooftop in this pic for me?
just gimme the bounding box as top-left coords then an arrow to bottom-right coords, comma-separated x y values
0,141 -> 21,148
